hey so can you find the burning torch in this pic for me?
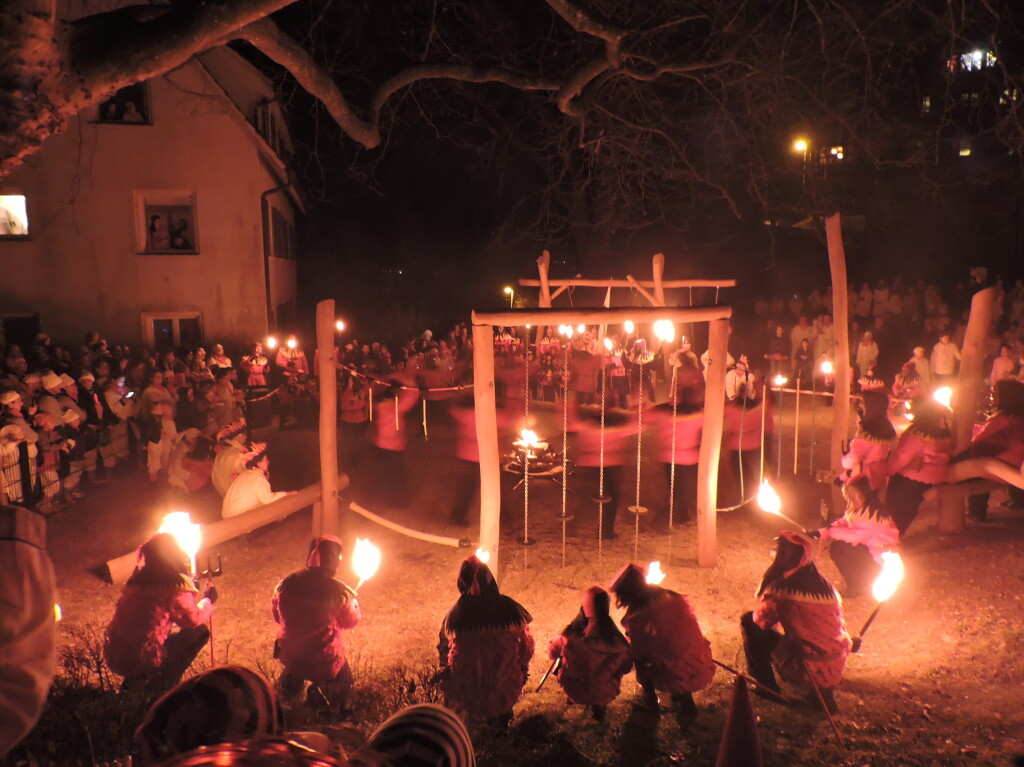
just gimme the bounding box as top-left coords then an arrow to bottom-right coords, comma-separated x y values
756,480 -> 804,529
851,551 -> 905,652
352,538 -> 382,592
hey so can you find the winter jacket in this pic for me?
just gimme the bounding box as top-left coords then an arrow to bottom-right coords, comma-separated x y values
272,568 -> 361,682
221,469 -> 288,518
621,589 -> 715,694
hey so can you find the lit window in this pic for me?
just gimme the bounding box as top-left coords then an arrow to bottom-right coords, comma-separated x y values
0,195 -> 29,237
135,191 -> 198,254
959,141 -> 972,157
829,146 -> 845,160
960,49 -> 997,71
97,83 -> 150,124
921,95 -> 932,114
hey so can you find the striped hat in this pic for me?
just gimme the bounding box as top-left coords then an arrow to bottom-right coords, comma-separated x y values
133,665 -> 283,766
354,704 -> 475,767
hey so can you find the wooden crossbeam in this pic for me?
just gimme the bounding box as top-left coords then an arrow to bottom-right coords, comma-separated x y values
518,278 -> 735,288
473,304 -> 731,328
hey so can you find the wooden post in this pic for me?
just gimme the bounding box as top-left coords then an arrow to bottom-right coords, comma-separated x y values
942,286 -> 996,533
472,319 -> 502,574
534,251 -> 553,349
316,299 -> 340,538
697,318 -> 729,567
651,253 -> 674,381
826,213 -> 852,514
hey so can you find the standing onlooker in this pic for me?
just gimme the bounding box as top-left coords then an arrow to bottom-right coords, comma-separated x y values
930,333 -> 961,383
239,342 -> 270,389
990,345 -> 1017,384
855,331 -> 880,381
907,346 -> 931,386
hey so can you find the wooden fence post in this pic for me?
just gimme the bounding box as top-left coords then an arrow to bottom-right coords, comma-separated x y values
316,299 -> 340,538
697,318 -> 729,567
472,319 -> 501,574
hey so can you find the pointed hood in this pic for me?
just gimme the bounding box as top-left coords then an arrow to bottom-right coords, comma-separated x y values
443,556 -> 531,634
715,676 -> 763,767
756,532 -> 839,604
306,535 -> 343,569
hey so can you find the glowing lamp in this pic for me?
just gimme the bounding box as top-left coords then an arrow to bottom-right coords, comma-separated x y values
577,324 -> 586,334
474,548 -> 491,565
792,138 -> 809,154
933,386 -> 953,410
266,336 -> 278,349
645,561 -> 666,585
352,538 -> 381,591
335,320 -> 346,332
503,286 -> 513,295
159,511 -> 202,576
623,320 -> 635,334
773,374 -> 788,387
872,551 -> 905,602
820,359 -> 834,375
286,336 -> 298,350
653,319 -> 675,344
603,337 -> 614,351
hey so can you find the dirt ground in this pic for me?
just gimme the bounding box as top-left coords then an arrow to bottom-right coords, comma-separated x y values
14,398 -> 1024,767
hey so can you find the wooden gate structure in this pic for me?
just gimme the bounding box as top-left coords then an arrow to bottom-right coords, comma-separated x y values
473,253 -> 736,574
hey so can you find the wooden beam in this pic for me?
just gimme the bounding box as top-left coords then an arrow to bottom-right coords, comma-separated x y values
651,254 -> 667,306
473,305 -> 732,328
825,213 -> 852,516
625,275 -> 660,307
534,251 -> 554,349
104,472 -> 350,584
316,299 -> 341,539
942,286 -> 996,533
472,322 -> 502,575
549,275 -> 582,301
697,318 -> 729,567
518,278 -> 736,288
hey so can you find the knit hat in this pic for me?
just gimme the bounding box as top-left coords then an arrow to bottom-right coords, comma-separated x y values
306,535 -> 343,568
715,677 -> 763,767
355,704 -> 475,767
581,586 -> 610,639
41,371 -> 62,391
242,442 -> 268,469
78,371 -> 96,383
59,373 -> 76,388
0,390 -> 21,406
61,408 -> 81,424
133,666 -> 283,767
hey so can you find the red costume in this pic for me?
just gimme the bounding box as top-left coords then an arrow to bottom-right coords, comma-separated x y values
547,587 -> 632,719
104,534 -> 213,683
609,564 -> 714,722
271,537 -> 360,703
886,399 -> 954,535
820,477 -> 899,596
840,390 -> 895,493
437,555 -> 534,722
743,532 -> 850,712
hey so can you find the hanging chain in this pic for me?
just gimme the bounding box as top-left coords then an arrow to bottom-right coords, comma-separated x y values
561,338 -> 571,567
633,360 -> 646,561
523,348 -> 531,545
668,365 -> 679,530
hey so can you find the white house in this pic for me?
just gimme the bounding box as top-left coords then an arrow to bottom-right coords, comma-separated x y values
0,43 -> 302,350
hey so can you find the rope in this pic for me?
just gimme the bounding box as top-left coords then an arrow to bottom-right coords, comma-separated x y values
349,502 -> 472,548
422,400 -> 428,440
560,338 -> 571,567
632,360 -> 646,561
668,365 -> 679,529
246,387 -> 281,403
338,363 -> 472,393
522,351 -> 532,546
598,366 -> 606,560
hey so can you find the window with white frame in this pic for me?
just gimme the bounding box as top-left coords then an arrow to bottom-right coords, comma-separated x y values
135,191 -> 198,254
142,312 -> 203,349
0,195 -> 30,237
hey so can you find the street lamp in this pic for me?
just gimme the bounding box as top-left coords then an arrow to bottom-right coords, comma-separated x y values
792,137 -> 810,198
792,138 -> 809,154
503,286 -> 514,308
335,320 -> 346,332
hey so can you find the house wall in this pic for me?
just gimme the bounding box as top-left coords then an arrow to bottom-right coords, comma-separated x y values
0,57 -> 297,349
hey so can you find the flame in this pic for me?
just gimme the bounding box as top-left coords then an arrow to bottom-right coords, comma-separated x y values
159,511 -> 202,575
475,548 -> 491,564
645,561 -> 666,585
820,359 -> 834,375
773,374 -> 788,387
603,337 -> 614,351
54,603 -> 62,622
624,320 -> 635,334
266,336 -> 278,349
933,386 -> 953,410
286,336 -> 298,350
577,324 -> 586,334
516,429 -> 541,448
653,319 -> 675,344
559,324 -> 573,338
871,551 -> 905,602
352,538 -> 381,586
757,481 -> 782,516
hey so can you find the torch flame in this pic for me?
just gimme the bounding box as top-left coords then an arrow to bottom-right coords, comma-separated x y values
773,374 -> 788,387
516,429 -> 541,448
475,548 -> 491,564
603,337 -> 614,351
645,561 -> 666,585
820,359 -> 834,375
286,336 -> 298,349
352,538 -> 381,588
266,336 -> 278,349
653,319 -> 675,344
757,481 -> 782,516
54,603 -> 62,622
577,324 -> 586,334
933,386 -> 953,410
158,511 -> 202,575
871,551 -> 904,602
624,320 -> 635,334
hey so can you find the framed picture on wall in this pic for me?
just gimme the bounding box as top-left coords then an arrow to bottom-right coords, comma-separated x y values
97,83 -> 150,124
136,192 -> 198,254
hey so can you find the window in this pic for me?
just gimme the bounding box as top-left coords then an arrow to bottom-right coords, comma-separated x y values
135,191 -> 198,254
921,95 -> 932,114
0,195 -> 29,237
960,49 -> 997,72
97,83 -> 151,124
271,207 -> 296,260
142,312 -> 203,349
